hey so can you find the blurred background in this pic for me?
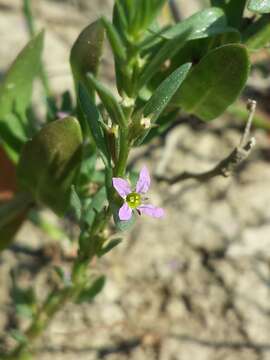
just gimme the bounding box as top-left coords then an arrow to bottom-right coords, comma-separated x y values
1,0 -> 270,359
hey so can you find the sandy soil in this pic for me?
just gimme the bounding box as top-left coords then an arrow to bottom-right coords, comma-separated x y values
1,1 -> 270,359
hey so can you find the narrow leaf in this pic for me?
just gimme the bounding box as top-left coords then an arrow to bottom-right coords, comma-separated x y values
101,16 -> 126,61
98,238 -> 122,257
143,63 -> 192,122
70,185 -> 82,221
78,85 -> 110,165
135,63 -> 191,145
77,276 -> 106,303
161,7 -> 227,40
138,8 -> 231,87
86,74 -> 126,127
128,0 -> 167,38
139,30 -> 191,88
10,330 -> 28,345
83,186 -> 107,227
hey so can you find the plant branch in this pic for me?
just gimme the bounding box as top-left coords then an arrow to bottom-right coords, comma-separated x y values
156,100 -> 257,184
169,0 -> 182,22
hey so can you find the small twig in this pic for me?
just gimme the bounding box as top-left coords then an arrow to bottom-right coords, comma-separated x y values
169,0 -> 182,22
239,99 -> 256,147
156,100 -> 257,185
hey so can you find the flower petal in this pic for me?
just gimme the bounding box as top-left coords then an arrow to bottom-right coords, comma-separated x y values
119,202 -> 132,221
112,177 -> 131,198
138,204 -> 164,218
136,165 -> 151,194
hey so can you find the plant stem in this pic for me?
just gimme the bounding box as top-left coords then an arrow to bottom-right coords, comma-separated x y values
115,127 -> 129,177
8,288 -> 72,359
6,235 -> 102,359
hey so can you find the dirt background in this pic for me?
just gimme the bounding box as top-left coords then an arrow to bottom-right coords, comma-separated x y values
1,1 -> 270,359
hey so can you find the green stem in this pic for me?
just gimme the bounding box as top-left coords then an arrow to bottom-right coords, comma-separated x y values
115,127 -> 129,177
6,221 -> 109,359
4,287 -> 72,360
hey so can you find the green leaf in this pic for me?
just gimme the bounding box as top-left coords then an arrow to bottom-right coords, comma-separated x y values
248,0 -> 270,13
101,17 -> 126,61
76,275 -> 106,303
10,329 -> 28,345
78,84 -> 110,165
11,279 -> 36,319
190,28 -> 240,59
0,31 -> 44,120
0,31 -> 44,161
210,1 -> 247,27
143,63 -> 192,122
138,7 -> 231,89
160,7 -> 227,40
78,149 -> 100,190
143,28 -> 240,106
172,44 -> 250,121
114,0 -> 166,40
112,1 -> 129,42
243,14 -> 270,49
16,304 -> 34,319
17,117 -> 83,215
70,20 -> 104,97
0,114 -> 26,162
135,63 -> 191,145
98,238 -> 122,257
162,28 -> 241,80
83,186 -> 107,227
86,74 -> 126,127
101,16 -> 128,96
129,0 -> 167,39
70,185 -> 82,221
139,31 -> 191,88
53,266 -> 66,281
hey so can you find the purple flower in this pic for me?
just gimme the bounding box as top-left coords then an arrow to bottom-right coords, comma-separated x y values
112,165 -> 164,221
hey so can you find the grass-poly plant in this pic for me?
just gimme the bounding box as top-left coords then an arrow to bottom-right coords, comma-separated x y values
0,0 -> 270,358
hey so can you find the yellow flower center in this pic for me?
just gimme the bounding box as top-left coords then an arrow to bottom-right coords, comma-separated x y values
126,192 -> 141,209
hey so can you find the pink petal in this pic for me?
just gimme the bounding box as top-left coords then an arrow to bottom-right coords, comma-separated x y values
112,178 -> 131,198
136,165 -> 151,194
119,202 -> 132,221
138,204 -> 164,218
